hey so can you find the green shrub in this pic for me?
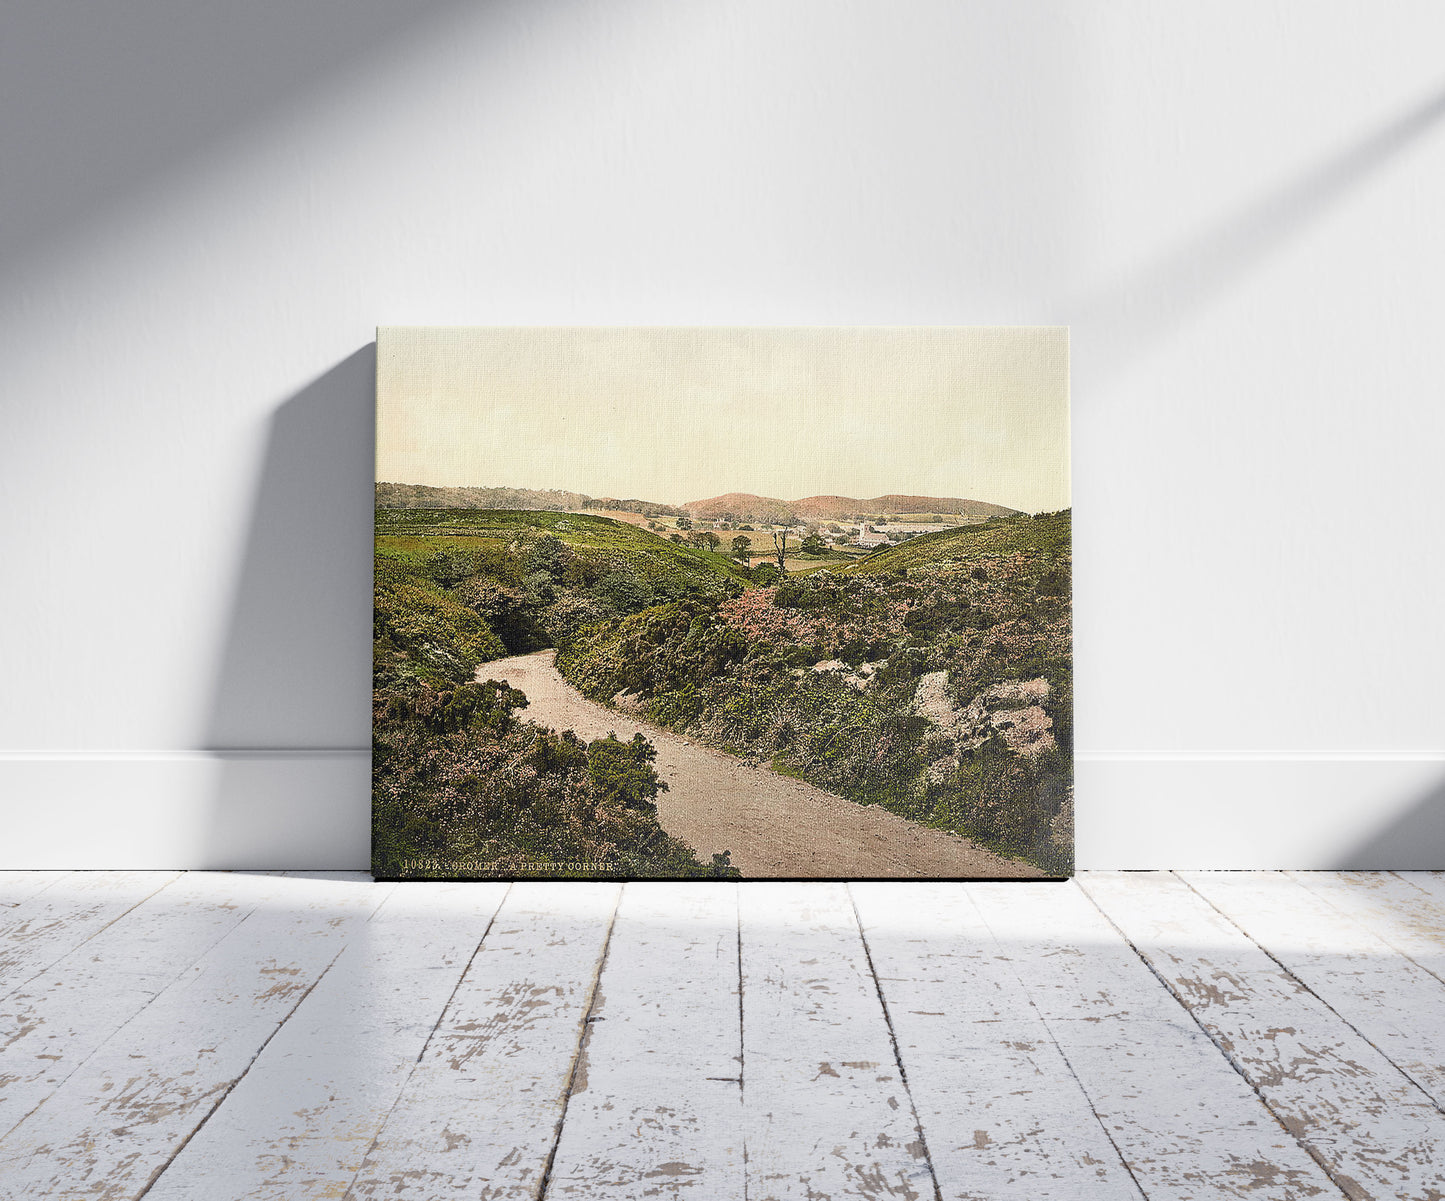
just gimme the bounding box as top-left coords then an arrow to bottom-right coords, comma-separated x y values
587,733 -> 667,812
554,516 -> 1074,875
374,573 -> 505,686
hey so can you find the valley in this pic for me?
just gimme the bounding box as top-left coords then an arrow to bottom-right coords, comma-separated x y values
373,501 -> 1071,879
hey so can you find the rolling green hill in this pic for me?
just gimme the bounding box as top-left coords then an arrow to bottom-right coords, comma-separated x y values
376,508 -> 752,590
838,511 -> 1071,574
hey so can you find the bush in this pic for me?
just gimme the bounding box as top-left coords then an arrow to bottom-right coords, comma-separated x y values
554,539 -> 1074,875
376,678 -> 527,736
427,547 -> 481,587
373,664 -> 724,880
587,733 -> 667,812
374,575 -> 505,686
457,577 -> 548,652
524,534 -> 573,579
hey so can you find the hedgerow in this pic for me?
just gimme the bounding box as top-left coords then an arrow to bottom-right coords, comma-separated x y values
372,511 -> 744,879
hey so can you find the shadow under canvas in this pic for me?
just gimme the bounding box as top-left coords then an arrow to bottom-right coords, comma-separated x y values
200,345 -> 376,869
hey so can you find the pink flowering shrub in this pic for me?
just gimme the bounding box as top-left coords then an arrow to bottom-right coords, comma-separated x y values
559,512 -> 1073,873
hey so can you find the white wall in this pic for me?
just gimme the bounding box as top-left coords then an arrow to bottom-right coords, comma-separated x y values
3,0 -> 1443,869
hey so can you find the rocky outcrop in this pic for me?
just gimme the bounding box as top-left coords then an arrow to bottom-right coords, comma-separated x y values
914,671 -> 1056,778
808,659 -> 885,691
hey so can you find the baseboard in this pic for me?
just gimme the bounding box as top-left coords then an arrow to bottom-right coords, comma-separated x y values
0,751 -> 370,870
1076,753 -> 1445,869
0,751 -> 1441,870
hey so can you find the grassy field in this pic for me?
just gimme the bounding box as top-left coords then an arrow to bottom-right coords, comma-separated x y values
837,511 -> 1071,574
576,508 -> 651,528
376,508 -> 752,586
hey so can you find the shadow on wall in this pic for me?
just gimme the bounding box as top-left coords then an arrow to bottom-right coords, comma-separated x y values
0,0 -> 474,279
201,346 -> 376,869
1335,771 -> 1445,871
1074,83 -> 1445,382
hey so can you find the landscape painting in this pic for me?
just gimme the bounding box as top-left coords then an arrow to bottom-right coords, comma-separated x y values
373,327 -> 1071,880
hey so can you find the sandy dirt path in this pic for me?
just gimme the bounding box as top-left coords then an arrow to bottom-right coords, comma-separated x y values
478,651 -> 1043,879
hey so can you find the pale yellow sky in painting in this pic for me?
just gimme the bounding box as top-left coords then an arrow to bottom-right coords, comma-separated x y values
376,326 -> 1069,514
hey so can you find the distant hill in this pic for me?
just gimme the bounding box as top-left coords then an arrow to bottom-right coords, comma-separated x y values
378,482 -> 1018,523
376,483 -> 682,517
794,494 -> 1018,520
591,497 -> 687,518
684,491 -> 1020,524
683,493 -> 797,524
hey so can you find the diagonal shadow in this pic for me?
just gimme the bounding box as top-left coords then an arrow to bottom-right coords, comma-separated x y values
204,346 -> 376,752
198,347 -> 375,868
0,0 -> 478,277
1075,83 -> 1445,381
1335,771 -> 1445,870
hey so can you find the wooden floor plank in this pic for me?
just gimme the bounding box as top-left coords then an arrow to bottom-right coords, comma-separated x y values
851,882 -> 1143,1200
0,873 -> 389,1199
0,871 -> 69,908
971,881 -> 1341,1200
544,882 -> 744,1199
1183,871 -> 1445,1112
8,870 -> 1445,1201
0,871 -> 182,1000
345,882 -> 620,1200
1289,872 -> 1445,980
1394,872 -> 1445,910
1084,871 -> 1445,1200
141,881 -> 509,1201
739,882 -> 937,1201
0,872 -> 295,1140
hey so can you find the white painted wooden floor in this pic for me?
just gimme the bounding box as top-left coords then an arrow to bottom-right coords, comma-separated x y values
2,873 -> 1445,1199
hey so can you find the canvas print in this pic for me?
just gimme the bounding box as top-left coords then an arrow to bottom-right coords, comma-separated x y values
373,327 -> 1071,880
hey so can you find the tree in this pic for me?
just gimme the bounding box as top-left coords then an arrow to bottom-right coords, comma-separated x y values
800,533 -> 827,555
731,534 -> 751,558
676,515 -> 693,530
770,528 -> 788,572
